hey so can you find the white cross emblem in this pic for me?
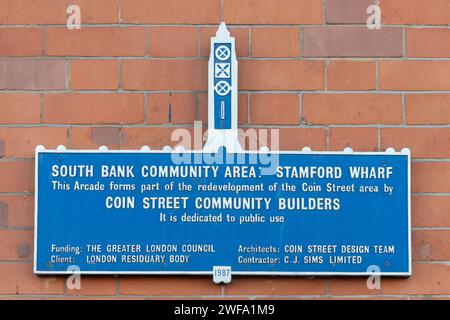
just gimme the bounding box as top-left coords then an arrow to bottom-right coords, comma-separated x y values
215,45 -> 231,61
215,63 -> 231,78
214,81 -> 231,96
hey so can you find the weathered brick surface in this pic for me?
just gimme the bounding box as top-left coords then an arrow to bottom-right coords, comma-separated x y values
412,163 -> 450,193
70,0 -> 120,24
0,0 -> 448,300
407,29 -> 450,58
0,230 -> 33,260
122,0 -> 221,24
380,0 -> 450,25
406,95 -> 450,125
149,27 -> 198,58
0,94 -> 41,124
45,28 -> 147,57
250,94 -> 299,125
0,28 -> 43,57
0,0 -> 67,25
303,27 -> 403,57
327,0 -> 376,24
146,93 -> 200,125
224,277 -> 327,296
0,161 -> 34,193
66,278 -> 117,296
412,230 -> 450,261
70,60 -> 119,90
329,128 -> 378,151
224,0 -> 323,25
412,197 -> 450,228
251,27 -> 300,58
0,196 -> 34,227
380,61 -> 450,91
277,128 -> 327,151
0,127 -> 68,158
239,61 -> 324,90
119,276 -> 221,296
0,264 -> 64,295
69,127 -> 121,150
122,60 -> 207,90
44,94 -> 144,124
327,61 -> 377,91
381,128 -> 450,159
0,59 -> 66,90
303,94 -> 402,125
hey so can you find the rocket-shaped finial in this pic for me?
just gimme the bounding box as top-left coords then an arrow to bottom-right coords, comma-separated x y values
203,22 -> 243,153
217,22 -> 230,37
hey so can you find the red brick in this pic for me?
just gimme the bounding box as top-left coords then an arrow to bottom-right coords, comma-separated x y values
70,60 -> 119,90
44,94 -> 144,124
327,0 -> 375,24
0,59 -> 66,90
0,264 -> 64,295
225,277 -> 326,296
304,27 -> 403,57
122,0 -> 221,24
45,28 -> 147,56
239,60 -> 324,91
381,128 -> 450,159
69,127 -> 121,150
412,196 -> 450,228
276,128 -> 327,151
121,127 -> 193,150
149,27 -> 198,57
0,28 -> 42,56
119,276 -> 221,296
0,0 -> 66,24
251,27 -> 300,58
407,29 -> 450,58
250,94 -> 299,125
0,196 -> 34,227
329,278 -> 380,296
406,95 -> 450,125
147,93 -> 197,125
0,230 -> 33,260
0,127 -> 68,158
380,0 -> 450,25
200,27 -> 249,57
380,61 -> 450,91
122,60 -> 207,91
71,0 -> 120,24
66,278 -> 116,296
382,264 -> 450,295
413,231 -> 450,261
0,161 -> 34,193
92,127 -> 122,146
224,0 -> 323,24
303,94 -> 402,125
327,61 -> 376,91
329,128 -> 378,152
0,94 -> 41,124
412,163 -> 450,193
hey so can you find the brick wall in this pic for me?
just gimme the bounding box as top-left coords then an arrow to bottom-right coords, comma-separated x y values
0,0 -> 449,299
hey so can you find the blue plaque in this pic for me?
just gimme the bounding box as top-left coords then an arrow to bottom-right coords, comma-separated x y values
34,149 -> 411,276
33,23 -> 411,278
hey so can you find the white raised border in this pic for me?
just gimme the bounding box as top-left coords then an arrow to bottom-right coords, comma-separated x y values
34,146 -> 411,277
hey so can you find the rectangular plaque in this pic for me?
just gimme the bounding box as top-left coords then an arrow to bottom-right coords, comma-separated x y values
34,149 -> 411,276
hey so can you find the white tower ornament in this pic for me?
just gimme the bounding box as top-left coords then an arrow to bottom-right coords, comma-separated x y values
203,22 -> 243,153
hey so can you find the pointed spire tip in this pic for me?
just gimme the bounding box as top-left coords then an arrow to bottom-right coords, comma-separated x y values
216,21 -> 230,37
